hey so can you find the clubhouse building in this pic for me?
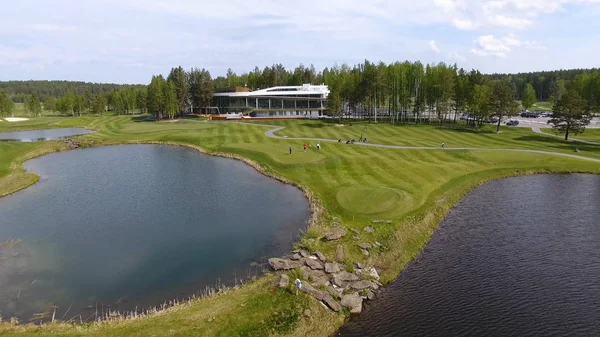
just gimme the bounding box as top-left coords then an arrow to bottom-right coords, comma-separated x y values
211,84 -> 329,119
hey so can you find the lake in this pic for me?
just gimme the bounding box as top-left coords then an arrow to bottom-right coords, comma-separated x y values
339,174 -> 600,337
0,144 -> 309,322
0,128 -> 94,142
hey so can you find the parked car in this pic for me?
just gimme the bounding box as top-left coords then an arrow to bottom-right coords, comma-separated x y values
506,120 -> 520,126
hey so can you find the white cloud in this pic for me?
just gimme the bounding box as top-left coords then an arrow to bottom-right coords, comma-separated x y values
487,15 -> 532,29
470,34 -> 545,57
448,52 -> 467,61
452,18 -> 478,30
429,40 -> 440,53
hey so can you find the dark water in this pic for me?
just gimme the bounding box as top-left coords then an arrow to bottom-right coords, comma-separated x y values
340,174 -> 600,337
0,145 -> 309,321
0,128 -> 94,142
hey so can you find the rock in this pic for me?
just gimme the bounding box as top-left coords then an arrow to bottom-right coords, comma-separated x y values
360,266 -> 380,280
299,249 -> 310,258
327,285 -> 342,300
331,221 -> 340,227
322,294 -> 342,312
324,229 -> 346,241
278,274 -> 290,288
361,249 -> 370,256
354,262 -> 364,269
335,245 -> 345,262
349,228 -> 360,235
290,253 -> 302,260
332,271 -> 359,287
305,269 -> 330,286
341,294 -> 363,313
374,241 -> 382,247
304,309 -> 312,317
268,258 -> 300,271
314,251 -> 327,262
298,282 -> 326,301
372,219 -> 384,224
364,226 -> 375,233
305,259 -> 324,270
352,235 -> 360,240
324,262 -> 341,274
385,220 -> 392,224
292,249 -> 300,253
307,238 -> 316,245
350,280 -> 378,290
358,242 -> 373,250
373,280 -> 383,287
308,256 -> 318,260
366,289 -> 376,300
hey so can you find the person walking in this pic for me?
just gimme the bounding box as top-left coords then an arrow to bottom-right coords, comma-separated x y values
303,143 -> 307,152
317,141 -> 321,150
441,142 -> 445,149
289,146 -> 292,155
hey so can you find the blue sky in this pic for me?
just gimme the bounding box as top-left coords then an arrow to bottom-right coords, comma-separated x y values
1,0 -> 599,84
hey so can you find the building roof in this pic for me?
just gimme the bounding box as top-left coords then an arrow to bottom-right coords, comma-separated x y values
213,84 -> 329,98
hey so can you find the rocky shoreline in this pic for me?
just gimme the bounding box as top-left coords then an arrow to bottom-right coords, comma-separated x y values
268,222 -> 388,314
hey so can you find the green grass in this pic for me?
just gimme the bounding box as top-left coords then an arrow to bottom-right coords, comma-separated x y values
517,100 -> 553,111
0,116 -> 599,336
541,127 -> 600,143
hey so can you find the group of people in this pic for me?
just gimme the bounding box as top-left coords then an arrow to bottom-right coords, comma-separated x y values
290,141 -> 320,155
337,134 -> 368,144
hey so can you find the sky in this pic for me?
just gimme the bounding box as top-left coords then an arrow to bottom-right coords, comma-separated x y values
1,0 -> 600,84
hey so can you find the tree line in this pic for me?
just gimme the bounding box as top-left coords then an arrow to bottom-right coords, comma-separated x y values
2,62 -> 598,139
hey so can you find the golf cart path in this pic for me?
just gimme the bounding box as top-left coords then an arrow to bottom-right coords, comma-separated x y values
199,120 -> 600,164
530,126 -> 600,145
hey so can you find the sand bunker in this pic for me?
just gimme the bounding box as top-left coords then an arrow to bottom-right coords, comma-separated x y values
4,117 -> 30,122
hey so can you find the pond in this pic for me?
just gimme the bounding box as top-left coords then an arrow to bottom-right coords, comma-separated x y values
339,174 -> 600,337
0,144 -> 309,322
0,128 -> 94,142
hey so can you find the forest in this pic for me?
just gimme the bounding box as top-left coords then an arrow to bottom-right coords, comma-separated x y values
1,62 -> 599,129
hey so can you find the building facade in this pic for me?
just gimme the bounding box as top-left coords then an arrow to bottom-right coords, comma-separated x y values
211,84 -> 329,118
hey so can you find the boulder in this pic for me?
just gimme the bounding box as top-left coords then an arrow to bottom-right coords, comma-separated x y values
298,282 -> 326,301
366,289 -> 376,300
385,220 -> 392,224
290,253 -> 302,261
314,251 -> 327,262
361,249 -> 370,256
352,235 -> 360,240
305,259 -> 324,270
300,249 -> 310,258
331,221 -> 340,227
306,269 -> 330,286
371,219 -> 384,224
269,258 -> 300,271
303,309 -> 312,317
335,245 -> 345,262
324,229 -> 346,241
350,280 -> 378,290
357,266 -> 380,281
364,226 -> 375,233
341,294 -> 363,313
324,262 -> 341,274
327,285 -> 342,300
322,294 -> 342,312
333,271 -> 359,287
374,241 -> 382,247
278,274 -> 290,288
354,262 -> 365,269
358,242 -> 373,250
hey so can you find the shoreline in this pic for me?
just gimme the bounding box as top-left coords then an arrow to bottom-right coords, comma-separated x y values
0,121 -> 598,336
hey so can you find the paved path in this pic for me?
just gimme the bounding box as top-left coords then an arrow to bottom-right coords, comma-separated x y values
194,120 -> 600,164
530,126 -> 600,145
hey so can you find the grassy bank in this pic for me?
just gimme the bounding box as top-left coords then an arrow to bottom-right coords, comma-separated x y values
0,116 -> 599,336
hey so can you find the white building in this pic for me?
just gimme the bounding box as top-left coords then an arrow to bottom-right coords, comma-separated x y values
211,84 -> 329,118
